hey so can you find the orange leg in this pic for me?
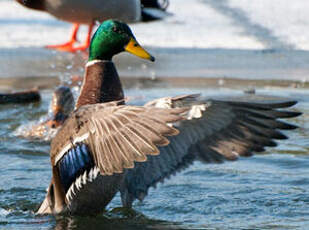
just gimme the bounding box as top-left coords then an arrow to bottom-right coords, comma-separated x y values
69,22 -> 94,52
46,23 -> 80,52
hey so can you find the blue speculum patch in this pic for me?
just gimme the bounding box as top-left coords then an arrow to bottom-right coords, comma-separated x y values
58,143 -> 95,192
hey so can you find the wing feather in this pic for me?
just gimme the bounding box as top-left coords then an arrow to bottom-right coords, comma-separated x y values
120,94 -> 301,207
51,103 -> 186,176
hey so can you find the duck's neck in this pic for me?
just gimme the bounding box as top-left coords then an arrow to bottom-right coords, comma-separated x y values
75,60 -> 124,108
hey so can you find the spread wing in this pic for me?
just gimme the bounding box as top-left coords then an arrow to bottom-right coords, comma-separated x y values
51,101 -> 187,176
120,95 -> 301,206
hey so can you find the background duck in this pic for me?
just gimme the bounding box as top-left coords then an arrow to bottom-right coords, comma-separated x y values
15,0 -> 169,52
17,86 -> 74,140
37,20 -> 301,216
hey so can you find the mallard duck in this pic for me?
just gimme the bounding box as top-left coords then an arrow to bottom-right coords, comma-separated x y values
17,86 -> 74,140
37,20 -> 301,215
15,0 -> 168,52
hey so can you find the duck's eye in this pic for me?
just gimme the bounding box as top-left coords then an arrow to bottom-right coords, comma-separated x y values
133,43 -> 138,47
112,26 -> 120,33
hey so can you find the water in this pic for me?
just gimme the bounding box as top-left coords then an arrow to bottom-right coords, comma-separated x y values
0,85 -> 308,229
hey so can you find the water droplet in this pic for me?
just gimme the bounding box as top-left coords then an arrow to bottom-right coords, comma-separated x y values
66,65 -> 73,70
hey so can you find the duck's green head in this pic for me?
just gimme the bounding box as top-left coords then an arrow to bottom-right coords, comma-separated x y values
89,20 -> 155,62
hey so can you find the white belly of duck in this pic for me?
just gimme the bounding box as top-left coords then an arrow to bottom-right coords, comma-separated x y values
45,0 -> 141,24
57,143 -> 124,215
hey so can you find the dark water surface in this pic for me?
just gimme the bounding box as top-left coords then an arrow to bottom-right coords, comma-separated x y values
1,48 -> 309,81
0,85 -> 308,229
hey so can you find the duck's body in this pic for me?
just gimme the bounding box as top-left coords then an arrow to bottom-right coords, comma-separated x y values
37,20 -> 301,216
38,62 -> 185,214
15,0 -> 168,52
34,0 -> 141,24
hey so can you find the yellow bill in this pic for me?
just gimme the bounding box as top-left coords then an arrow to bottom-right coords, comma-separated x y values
125,38 -> 155,62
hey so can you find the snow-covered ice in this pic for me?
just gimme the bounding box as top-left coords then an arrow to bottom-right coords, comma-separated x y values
1,0 -> 309,50
1,0 -> 309,81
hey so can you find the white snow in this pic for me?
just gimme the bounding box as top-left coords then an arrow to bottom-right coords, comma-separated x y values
1,0 -> 308,50
1,0 -> 309,80
228,0 -> 309,50
0,0 -> 260,49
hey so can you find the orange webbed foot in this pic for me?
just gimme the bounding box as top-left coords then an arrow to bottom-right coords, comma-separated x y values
45,23 -> 94,53
45,40 -> 77,52
64,43 -> 89,52
68,22 -> 94,52
45,23 -> 80,52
